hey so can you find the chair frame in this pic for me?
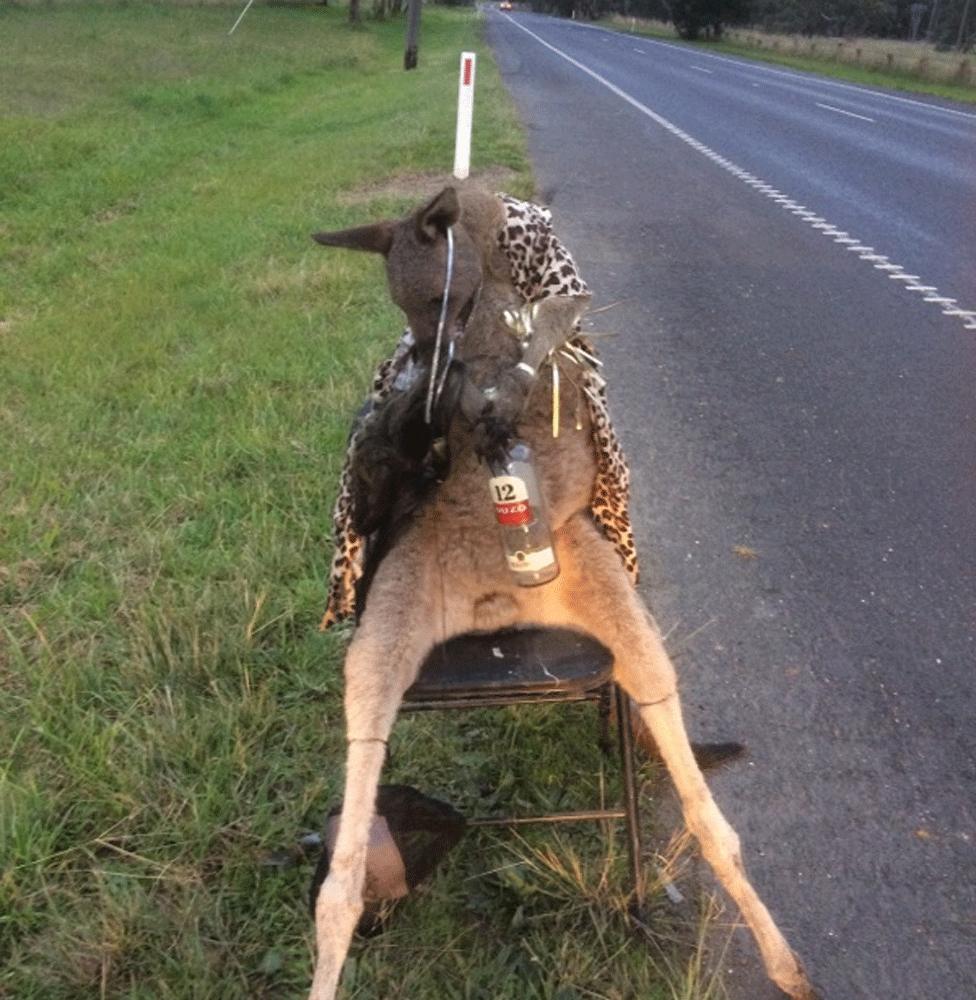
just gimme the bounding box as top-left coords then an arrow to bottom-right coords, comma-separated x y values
402,676 -> 644,905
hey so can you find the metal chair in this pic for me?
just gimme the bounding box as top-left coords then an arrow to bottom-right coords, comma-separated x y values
402,626 -> 645,905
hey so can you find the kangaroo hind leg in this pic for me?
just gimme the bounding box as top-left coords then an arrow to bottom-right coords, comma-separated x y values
543,514 -> 818,1000
308,550 -> 446,1000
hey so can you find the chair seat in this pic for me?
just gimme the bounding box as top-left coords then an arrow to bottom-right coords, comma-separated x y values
405,627 -> 613,705
398,626 -> 646,905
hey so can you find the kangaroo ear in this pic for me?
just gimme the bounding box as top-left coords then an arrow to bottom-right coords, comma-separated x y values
414,187 -> 460,244
312,221 -> 394,256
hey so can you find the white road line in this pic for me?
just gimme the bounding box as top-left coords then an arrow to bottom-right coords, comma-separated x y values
500,13 -> 976,333
559,17 -> 976,124
816,102 -> 876,123
692,66 -> 714,74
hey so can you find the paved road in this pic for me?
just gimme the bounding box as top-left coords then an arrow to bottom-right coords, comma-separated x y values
485,12 -> 976,1000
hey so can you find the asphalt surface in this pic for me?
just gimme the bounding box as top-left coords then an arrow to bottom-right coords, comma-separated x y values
485,12 -> 976,1000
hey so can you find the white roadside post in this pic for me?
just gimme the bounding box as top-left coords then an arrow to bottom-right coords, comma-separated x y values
453,52 -> 476,180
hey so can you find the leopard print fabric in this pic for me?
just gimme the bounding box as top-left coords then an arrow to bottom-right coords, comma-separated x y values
574,339 -> 639,584
320,195 -> 638,631
496,195 -> 590,300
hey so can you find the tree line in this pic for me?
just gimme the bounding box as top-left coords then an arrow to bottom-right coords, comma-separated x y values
525,0 -> 973,48
330,0 -> 973,55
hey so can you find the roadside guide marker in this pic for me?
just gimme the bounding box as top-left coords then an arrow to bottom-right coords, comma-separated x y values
454,52 -> 477,180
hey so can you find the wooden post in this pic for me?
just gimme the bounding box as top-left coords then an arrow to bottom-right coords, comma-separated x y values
404,0 -> 421,70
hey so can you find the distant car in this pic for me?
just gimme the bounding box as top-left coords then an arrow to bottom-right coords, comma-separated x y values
499,1 -> 512,9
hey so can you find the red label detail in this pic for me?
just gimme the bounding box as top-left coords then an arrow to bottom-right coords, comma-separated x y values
494,501 -> 532,526
462,58 -> 473,86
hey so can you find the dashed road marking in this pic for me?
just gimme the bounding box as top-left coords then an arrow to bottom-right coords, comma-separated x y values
692,66 -> 714,74
559,16 -> 976,123
500,13 -> 976,332
816,102 -> 875,123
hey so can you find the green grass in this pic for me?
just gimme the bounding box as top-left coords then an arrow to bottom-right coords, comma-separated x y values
603,15 -> 976,105
0,3 -> 721,998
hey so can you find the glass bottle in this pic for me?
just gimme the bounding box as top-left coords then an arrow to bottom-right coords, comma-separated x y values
487,441 -> 560,586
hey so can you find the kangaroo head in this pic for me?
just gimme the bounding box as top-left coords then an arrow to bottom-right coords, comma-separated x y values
313,187 -> 484,355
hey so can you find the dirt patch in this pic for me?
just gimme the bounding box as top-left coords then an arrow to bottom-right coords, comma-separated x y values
336,166 -> 526,208
94,199 -> 139,225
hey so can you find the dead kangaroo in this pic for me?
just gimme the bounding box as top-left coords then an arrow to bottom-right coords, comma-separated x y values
308,183 -> 818,1000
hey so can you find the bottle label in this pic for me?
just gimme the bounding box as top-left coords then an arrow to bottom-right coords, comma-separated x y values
489,474 -> 533,526
507,546 -> 556,573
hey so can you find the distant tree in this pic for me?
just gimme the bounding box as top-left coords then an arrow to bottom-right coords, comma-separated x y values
670,0 -> 706,37
750,0 -> 901,36
531,0 -> 970,44
526,0 -> 615,17
669,0 -> 749,38
930,0 -> 975,48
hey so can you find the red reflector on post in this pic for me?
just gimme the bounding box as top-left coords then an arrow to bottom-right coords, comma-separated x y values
454,52 -> 476,180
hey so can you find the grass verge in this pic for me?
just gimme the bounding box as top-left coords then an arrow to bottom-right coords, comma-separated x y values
0,3 -> 719,998
602,14 -> 976,105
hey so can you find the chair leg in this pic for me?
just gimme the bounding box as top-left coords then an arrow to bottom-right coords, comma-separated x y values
598,685 -> 613,758
614,684 -> 643,909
